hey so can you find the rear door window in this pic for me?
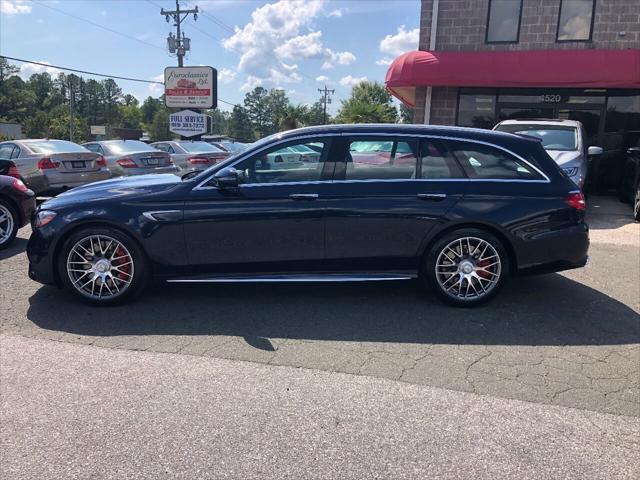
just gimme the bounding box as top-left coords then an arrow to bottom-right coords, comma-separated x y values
343,137 -> 418,180
445,140 -> 544,180
420,140 -> 466,179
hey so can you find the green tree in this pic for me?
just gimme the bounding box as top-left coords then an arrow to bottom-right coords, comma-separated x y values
243,86 -> 272,138
119,104 -> 143,129
148,109 -> 171,141
400,103 -> 414,124
278,104 -> 308,131
24,111 -> 51,138
123,94 -> 139,107
0,57 -> 19,81
228,105 -> 254,142
101,78 -> 123,126
208,109 -> 230,135
335,81 -> 398,124
141,96 -> 163,125
0,75 -> 37,123
303,101 -> 327,126
47,105 -> 88,142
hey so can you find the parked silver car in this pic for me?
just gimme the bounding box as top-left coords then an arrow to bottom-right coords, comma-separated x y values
209,141 -> 250,154
82,140 -> 175,177
150,140 -> 231,174
493,119 -> 602,190
0,139 -> 111,195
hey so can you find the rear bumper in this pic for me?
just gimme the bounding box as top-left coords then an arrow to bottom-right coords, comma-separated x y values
28,169 -> 112,194
516,222 -> 589,275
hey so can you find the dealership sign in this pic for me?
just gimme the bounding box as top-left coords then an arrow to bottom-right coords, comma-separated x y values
164,66 -> 217,109
169,110 -> 210,137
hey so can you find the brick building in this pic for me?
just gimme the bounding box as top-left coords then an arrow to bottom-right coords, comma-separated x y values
385,0 -> 640,191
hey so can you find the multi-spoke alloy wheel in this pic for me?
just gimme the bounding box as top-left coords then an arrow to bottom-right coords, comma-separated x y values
425,229 -> 507,307
66,235 -> 134,300
435,236 -> 501,301
0,202 -> 17,249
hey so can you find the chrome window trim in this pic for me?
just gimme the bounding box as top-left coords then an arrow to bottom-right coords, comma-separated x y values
193,131 -> 550,191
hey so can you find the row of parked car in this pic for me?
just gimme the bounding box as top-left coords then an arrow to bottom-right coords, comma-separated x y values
0,138 -> 250,196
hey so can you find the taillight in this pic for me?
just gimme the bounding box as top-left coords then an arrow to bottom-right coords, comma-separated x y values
7,165 -> 20,179
117,158 -> 137,168
565,191 -> 586,211
96,155 -> 107,167
188,157 -> 210,165
37,157 -> 60,170
11,177 -> 29,193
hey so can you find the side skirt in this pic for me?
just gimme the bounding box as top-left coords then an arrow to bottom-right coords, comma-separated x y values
166,272 -> 417,283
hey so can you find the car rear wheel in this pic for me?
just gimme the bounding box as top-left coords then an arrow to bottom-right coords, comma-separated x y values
58,227 -> 149,305
424,229 -> 508,307
0,199 -> 18,250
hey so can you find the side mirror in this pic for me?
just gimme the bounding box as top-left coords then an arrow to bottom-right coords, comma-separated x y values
587,146 -> 603,156
213,167 -> 240,188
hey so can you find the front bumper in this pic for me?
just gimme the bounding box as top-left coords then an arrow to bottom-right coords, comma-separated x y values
27,224 -> 58,285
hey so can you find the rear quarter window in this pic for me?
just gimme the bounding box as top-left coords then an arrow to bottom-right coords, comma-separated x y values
446,140 -> 544,180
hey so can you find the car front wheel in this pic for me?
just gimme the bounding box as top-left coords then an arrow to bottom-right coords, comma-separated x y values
425,229 -> 508,307
58,227 -> 149,305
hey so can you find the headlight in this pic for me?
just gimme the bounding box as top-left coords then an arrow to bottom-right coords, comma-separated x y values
34,210 -> 57,228
562,167 -> 579,177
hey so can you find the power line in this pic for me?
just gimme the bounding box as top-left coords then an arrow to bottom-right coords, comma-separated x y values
2,56 -> 164,84
1,56 -> 236,106
31,0 -> 165,51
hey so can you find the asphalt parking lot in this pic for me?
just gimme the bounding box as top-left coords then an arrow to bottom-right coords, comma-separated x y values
1,196 -> 638,418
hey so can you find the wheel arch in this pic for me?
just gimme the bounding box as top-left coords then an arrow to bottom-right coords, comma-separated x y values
419,221 -> 518,276
0,194 -> 22,226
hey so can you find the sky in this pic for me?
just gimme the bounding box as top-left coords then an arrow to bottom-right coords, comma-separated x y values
0,0 -> 420,113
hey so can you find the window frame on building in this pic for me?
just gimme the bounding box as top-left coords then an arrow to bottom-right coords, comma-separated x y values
485,0 -> 524,44
556,0 -> 597,43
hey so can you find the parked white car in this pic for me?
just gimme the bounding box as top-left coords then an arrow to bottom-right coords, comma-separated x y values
493,119 -> 602,190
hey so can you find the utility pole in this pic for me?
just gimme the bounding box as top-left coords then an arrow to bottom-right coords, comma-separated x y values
318,85 -> 335,125
68,78 -> 74,142
161,0 -> 198,67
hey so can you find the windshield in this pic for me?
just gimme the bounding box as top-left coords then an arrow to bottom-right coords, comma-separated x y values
105,141 -> 154,154
26,140 -> 88,154
220,142 -> 247,153
496,125 -> 578,151
180,141 -> 225,153
186,134 -> 280,182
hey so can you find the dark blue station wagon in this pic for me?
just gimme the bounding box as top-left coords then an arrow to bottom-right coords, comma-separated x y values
28,124 -> 589,307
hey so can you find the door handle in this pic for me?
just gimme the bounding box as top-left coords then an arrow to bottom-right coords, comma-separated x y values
417,193 -> 447,201
289,193 -> 319,200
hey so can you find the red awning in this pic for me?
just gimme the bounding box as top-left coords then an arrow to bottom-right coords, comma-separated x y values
385,49 -> 640,107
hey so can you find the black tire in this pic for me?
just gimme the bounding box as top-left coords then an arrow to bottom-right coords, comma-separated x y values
57,226 -> 149,306
633,185 -> 640,222
424,228 -> 509,308
0,198 -> 19,250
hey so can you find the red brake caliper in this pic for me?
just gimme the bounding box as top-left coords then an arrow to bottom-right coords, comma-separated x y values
113,246 -> 131,281
476,259 -> 491,279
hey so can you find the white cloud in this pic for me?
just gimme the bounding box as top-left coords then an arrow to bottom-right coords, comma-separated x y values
222,0 -> 354,87
315,75 -> 329,83
328,9 -> 343,18
376,58 -> 392,66
379,25 -> 419,56
149,73 -> 165,95
339,75 -> 367,87
219,68 -> 237,84
18,61 -> 61,80
1,0 -> 31,14
99,9 -> 107,16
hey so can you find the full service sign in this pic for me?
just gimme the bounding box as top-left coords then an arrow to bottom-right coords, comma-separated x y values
169,110 -> 209,137
165,66 -> 217,109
